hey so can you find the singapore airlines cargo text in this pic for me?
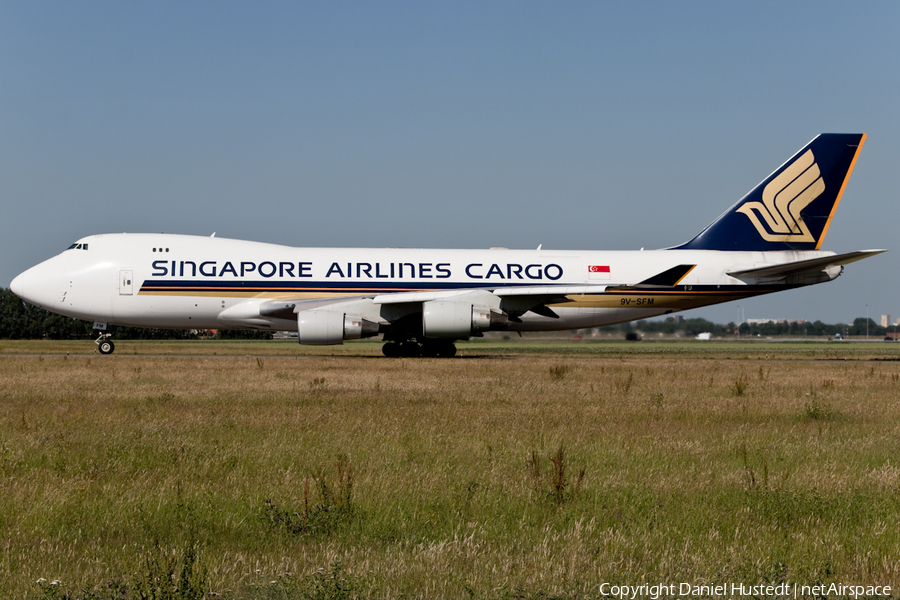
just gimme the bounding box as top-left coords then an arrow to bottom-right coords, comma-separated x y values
599,582 -> 891,599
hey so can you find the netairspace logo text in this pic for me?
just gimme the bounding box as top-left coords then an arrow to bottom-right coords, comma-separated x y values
598,582 -> 891,599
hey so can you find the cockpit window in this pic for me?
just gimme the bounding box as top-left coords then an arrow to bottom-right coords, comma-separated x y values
67,243 -> 78,250
66,243 -> 89,251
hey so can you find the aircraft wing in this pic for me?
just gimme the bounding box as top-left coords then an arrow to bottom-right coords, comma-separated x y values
252,285 -> 613,327
371,285 -> 609,305
255,265 -> 697,322
364,265 -> 697,308
257,295 -> 375,320
255,286 -> 610,315
371,285 -> 612,320
726,250 -> 886,280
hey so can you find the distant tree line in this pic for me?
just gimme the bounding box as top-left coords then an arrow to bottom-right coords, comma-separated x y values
0,288 -> 270,340
599,316 -> 892,338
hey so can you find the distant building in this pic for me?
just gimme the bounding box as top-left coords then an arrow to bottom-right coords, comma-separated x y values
744,318 -> 809,326
882,314 -> 891,328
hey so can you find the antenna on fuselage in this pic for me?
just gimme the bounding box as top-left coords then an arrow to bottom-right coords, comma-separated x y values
211,232 -> 216,237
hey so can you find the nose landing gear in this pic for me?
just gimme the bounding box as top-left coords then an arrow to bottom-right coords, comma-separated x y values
95,332 -> 115,355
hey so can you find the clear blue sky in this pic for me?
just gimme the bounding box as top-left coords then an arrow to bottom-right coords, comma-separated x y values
2,2 -> 897,325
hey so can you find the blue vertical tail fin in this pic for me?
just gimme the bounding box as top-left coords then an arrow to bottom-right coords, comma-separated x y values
675,133 -> 866,251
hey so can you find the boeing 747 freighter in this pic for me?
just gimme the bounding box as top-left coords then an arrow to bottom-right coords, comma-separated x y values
11,134 -> 884,356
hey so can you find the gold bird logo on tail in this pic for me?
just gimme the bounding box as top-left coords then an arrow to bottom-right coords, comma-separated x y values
736,149 -> 825,243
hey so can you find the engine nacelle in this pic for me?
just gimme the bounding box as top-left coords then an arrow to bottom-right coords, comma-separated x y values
297,310 -> 379,345
422,301 -> 504,339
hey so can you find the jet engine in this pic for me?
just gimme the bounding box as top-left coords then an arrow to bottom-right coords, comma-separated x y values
422,301 -> 507,339
297,310 -> 379,345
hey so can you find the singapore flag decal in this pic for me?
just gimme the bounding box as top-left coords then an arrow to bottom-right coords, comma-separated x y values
588,265 -> 610,280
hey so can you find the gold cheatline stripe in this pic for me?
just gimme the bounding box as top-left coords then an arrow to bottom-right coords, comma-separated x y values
817,133 -> 866,250
617,289 -> 775,295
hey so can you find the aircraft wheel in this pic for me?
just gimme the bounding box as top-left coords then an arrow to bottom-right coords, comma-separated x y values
98,340 -> 115,355
437,342 -> 457,358
420,343 -> 439,358
382,343 -> 399,358
398,342 -> 421,358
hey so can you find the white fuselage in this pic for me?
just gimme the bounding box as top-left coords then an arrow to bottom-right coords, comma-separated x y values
10,233 -> 836,333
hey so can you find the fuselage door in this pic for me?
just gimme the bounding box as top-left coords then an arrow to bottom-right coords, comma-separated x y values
119,270 -> 134,295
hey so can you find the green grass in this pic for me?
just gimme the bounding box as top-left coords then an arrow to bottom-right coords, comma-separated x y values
2,340 -> 900,598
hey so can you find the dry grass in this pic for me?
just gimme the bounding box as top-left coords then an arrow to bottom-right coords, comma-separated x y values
1,340 -> 900,598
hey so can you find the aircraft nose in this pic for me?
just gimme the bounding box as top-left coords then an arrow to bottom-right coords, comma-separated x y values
10,272 -> 26,298
9,259 -> 66,309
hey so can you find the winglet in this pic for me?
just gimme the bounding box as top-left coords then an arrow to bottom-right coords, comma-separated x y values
636,264 -> 696,287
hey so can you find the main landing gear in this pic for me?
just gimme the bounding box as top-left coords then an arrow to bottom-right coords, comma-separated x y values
95,332 -> 115,355
382,340 -> 457,358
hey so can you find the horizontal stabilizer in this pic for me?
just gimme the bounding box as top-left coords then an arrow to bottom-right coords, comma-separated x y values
727,249 -> 886,280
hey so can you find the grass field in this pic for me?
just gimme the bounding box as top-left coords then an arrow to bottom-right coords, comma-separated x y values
2,339 -> 900,598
